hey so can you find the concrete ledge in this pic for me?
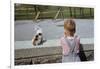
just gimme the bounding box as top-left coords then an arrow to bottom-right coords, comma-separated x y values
15,38 -> 94,65
15,38 -> 93,49
15,54 -> 62,65
15,46 -> 62,59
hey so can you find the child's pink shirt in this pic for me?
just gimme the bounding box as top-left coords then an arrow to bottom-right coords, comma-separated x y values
60,35 -> 80,55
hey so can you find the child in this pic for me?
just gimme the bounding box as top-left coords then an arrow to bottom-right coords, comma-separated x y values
60,19 -> 80,62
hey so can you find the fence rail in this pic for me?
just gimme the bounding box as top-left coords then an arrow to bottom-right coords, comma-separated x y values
15,4 -> 94,20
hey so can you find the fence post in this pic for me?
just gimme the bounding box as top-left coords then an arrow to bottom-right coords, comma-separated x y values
60,9 -> 64,19
69,7 -> 72,18
34,11 -> 40,20
90,8 -> 92,17
74,8 -> 76,18
54,8 -> 61,19
80,8 -> 84,18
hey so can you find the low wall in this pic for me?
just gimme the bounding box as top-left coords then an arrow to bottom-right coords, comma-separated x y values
15,38 -> 94,65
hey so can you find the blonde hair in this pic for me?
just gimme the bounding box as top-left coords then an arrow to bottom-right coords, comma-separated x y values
64,19 -> 76,36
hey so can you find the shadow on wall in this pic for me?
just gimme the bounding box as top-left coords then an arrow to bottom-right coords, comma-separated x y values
79,44 -> 94,61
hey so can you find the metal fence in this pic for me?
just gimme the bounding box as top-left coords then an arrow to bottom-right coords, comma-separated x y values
15,4 -> 94,20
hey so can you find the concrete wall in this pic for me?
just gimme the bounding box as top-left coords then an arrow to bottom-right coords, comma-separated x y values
15,38 -> 94,65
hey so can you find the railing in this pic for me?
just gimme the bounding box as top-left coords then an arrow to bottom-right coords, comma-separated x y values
15,4 -> 94,20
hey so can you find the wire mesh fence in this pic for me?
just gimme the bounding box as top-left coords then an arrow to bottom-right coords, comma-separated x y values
15,4 -> 94,20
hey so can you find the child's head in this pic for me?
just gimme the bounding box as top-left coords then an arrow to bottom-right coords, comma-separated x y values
64,19 -> 76,36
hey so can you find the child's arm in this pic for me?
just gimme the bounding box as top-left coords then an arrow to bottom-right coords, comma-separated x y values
76,36 -> 80,53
